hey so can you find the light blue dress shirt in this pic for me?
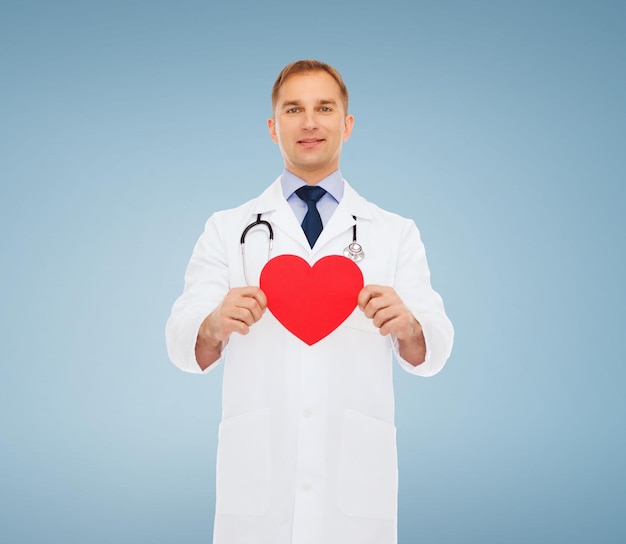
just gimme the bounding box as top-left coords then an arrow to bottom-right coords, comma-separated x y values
281,169 -> 344,227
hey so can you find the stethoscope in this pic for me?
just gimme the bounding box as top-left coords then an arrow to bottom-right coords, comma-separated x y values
240,213 -> 365,285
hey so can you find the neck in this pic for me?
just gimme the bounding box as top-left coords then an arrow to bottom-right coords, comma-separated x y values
286,166 -> 339,185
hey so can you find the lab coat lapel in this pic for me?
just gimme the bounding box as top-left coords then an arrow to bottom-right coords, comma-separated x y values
251,178 -> 373,259
311,180 -> 372,259
252,177 -> 310,251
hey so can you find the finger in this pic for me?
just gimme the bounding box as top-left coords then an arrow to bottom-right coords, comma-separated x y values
358,285 -> 379,310
381,313 -> 421,339
370,305 -> 399,329
357,285 -> 371,309
224,316 -> 251,337
239,289 -> 269,320
231,286 -> 268,312
250,287 -> 268,311
378,315 -> 402,337
233,285 -> 264,297
236,297 -> 264,324
206,309 -> 245,343
358,284 -> 395,309
379,314 -> 411,337
227,304 -> 257,327
363,293 -> 396,320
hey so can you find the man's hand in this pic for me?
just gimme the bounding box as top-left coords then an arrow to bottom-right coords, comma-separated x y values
195,287 -> 267,370
357,285 -> 426,366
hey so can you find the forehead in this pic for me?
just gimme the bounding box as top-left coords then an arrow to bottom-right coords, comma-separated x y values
275,71 -> 343,105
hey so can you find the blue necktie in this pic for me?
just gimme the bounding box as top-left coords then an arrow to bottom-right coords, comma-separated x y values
295,185 -> 327,248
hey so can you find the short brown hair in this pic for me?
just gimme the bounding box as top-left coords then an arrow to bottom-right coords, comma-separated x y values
271,60 -> 349,113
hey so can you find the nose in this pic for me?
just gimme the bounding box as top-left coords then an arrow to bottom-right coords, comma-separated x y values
301,109 -> 317,131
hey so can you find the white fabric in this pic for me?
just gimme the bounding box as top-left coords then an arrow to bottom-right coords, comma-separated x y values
166,178 -> 454,544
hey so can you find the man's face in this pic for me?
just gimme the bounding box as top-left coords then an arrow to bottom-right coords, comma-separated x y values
268,71 -> 354,184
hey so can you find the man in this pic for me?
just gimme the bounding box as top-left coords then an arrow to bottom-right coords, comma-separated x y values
166,60 -> 453,544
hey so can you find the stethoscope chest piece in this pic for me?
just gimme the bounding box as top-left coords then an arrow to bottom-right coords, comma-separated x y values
344,241 -> 365,262
343,215 -> 365,262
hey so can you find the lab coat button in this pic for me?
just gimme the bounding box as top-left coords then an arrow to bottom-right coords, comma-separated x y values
302,482 -> 312,491
303,408 -> 312,418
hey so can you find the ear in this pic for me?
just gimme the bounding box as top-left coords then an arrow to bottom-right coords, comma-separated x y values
343,114 -> 354,142
267,117 -> 278,143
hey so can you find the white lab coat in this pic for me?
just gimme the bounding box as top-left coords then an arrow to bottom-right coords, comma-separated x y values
166,178 -> 453,544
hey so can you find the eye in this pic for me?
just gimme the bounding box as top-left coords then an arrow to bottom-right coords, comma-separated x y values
286,107 -> 300,114
319,106 -> 332,112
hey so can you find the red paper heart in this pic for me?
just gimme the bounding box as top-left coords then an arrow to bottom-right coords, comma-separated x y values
260,255 -> 364,345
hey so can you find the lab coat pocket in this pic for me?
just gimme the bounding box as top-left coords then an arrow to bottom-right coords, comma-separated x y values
341,308 -> 380,335
337,409 -> 398,520
215,408 -> 271,516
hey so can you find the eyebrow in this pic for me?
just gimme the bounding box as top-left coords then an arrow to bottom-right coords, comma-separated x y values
280,98 -> 338,108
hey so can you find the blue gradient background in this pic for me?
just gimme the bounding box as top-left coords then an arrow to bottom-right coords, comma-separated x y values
1,1 -> 624,542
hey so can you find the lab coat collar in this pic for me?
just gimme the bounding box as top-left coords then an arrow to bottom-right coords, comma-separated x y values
252,176 -> 373,255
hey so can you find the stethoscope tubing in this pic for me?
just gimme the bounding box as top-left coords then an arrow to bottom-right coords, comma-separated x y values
240,213 -> 364,284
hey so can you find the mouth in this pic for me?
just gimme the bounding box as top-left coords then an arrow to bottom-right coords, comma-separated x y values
297,138 -> 325,148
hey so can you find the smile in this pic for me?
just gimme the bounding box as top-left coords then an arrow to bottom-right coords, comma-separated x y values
297,138 -> 325,147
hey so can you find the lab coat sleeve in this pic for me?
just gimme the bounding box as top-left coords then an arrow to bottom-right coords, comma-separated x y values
391,219 -> 454,376
165,213 -> 231,374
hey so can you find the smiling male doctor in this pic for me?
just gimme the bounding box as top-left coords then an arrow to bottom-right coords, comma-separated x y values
166,60 -> 453,544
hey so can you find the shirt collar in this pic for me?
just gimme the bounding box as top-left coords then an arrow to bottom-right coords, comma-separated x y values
280,169 -> 344,203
